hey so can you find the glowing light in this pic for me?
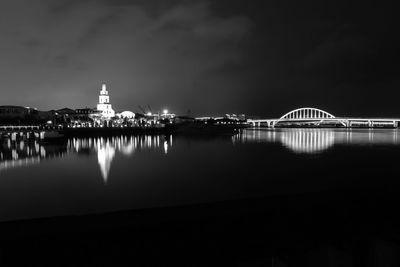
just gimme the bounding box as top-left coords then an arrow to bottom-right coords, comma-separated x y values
147,112 -> 152,116
164,141 -> 168,154
163,109 -> 168,115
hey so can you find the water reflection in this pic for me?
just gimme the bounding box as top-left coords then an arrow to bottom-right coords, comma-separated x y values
3,129 -> 400,177
69,136 -> 170,182
0,135 -> 172,183
97,141 -> 115,183
234,128 -> 400,154
0,140 -> 67,171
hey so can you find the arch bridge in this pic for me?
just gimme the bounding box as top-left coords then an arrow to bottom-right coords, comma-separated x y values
249,107 -> 400,128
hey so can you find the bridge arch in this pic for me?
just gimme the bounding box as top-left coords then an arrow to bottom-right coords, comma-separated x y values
279,107 -> 335,120
272,107 -> 338,127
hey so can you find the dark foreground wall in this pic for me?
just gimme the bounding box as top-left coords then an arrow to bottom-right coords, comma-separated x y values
1,190 -> 400,266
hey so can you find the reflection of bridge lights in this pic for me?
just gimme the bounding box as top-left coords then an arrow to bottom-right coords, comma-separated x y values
279,130 -> 335,154
235,129 -> 400,154
233,129 -> 335,154
236,129 -> 335,153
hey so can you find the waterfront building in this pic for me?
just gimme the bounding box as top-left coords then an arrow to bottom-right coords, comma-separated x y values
0,106 -> 33,120
74,108 -> 99,126
0,106 -> 54,124
115,111 -> 137,127
57,108 -> 76,116
161,109 -> 176,120
225,114 -> 246,121
173,116 -> 195,124
96,84 -> 115,119
116,111 -> 135,119
75,108 -> 97,115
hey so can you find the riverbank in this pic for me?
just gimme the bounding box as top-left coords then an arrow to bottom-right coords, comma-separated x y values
63,123 -> 248,137
0,124 -> 247,143
62,126 -> 167,136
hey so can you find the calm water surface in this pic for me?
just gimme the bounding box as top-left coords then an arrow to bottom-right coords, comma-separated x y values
1,128 -> 400,222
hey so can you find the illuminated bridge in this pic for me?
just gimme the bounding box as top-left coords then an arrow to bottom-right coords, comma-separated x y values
249,107 -> 400,128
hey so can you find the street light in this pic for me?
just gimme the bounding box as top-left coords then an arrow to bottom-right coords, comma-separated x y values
163,109 -> 168,115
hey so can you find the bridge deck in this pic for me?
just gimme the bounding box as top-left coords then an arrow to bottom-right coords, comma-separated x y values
249,117 -> 400,122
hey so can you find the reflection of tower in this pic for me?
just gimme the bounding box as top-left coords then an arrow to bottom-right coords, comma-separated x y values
67,136 -> 167,184
96,83 -> 115,118
97,141 -> 115,183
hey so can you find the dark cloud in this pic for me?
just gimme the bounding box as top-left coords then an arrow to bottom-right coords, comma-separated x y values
0,0 -> 252,115
0,0 -> 399,117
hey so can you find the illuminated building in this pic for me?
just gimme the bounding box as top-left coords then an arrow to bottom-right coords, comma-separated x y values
0,106 -> 32,119
116,111 -> 135,119
96,84 -> 115,119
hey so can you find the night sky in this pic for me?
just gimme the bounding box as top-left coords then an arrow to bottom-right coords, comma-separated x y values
0,0 -> 398,117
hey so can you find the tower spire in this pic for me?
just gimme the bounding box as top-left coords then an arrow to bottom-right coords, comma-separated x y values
97,83 -> 115,118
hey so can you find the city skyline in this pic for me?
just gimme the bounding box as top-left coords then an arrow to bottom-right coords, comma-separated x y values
0,0 -> 399,117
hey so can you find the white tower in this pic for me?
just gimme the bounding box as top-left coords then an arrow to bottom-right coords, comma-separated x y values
97,83 -> 115,118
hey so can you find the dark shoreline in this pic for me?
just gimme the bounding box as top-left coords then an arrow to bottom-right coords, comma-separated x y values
2,188 -> 400,266
62,126 -> 168,136
60,123 -> 246,138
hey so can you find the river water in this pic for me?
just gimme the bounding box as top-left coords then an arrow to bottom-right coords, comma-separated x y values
1,128 -> 400,222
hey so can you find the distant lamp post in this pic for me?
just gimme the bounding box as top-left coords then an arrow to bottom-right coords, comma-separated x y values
163,109 -> 168,115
